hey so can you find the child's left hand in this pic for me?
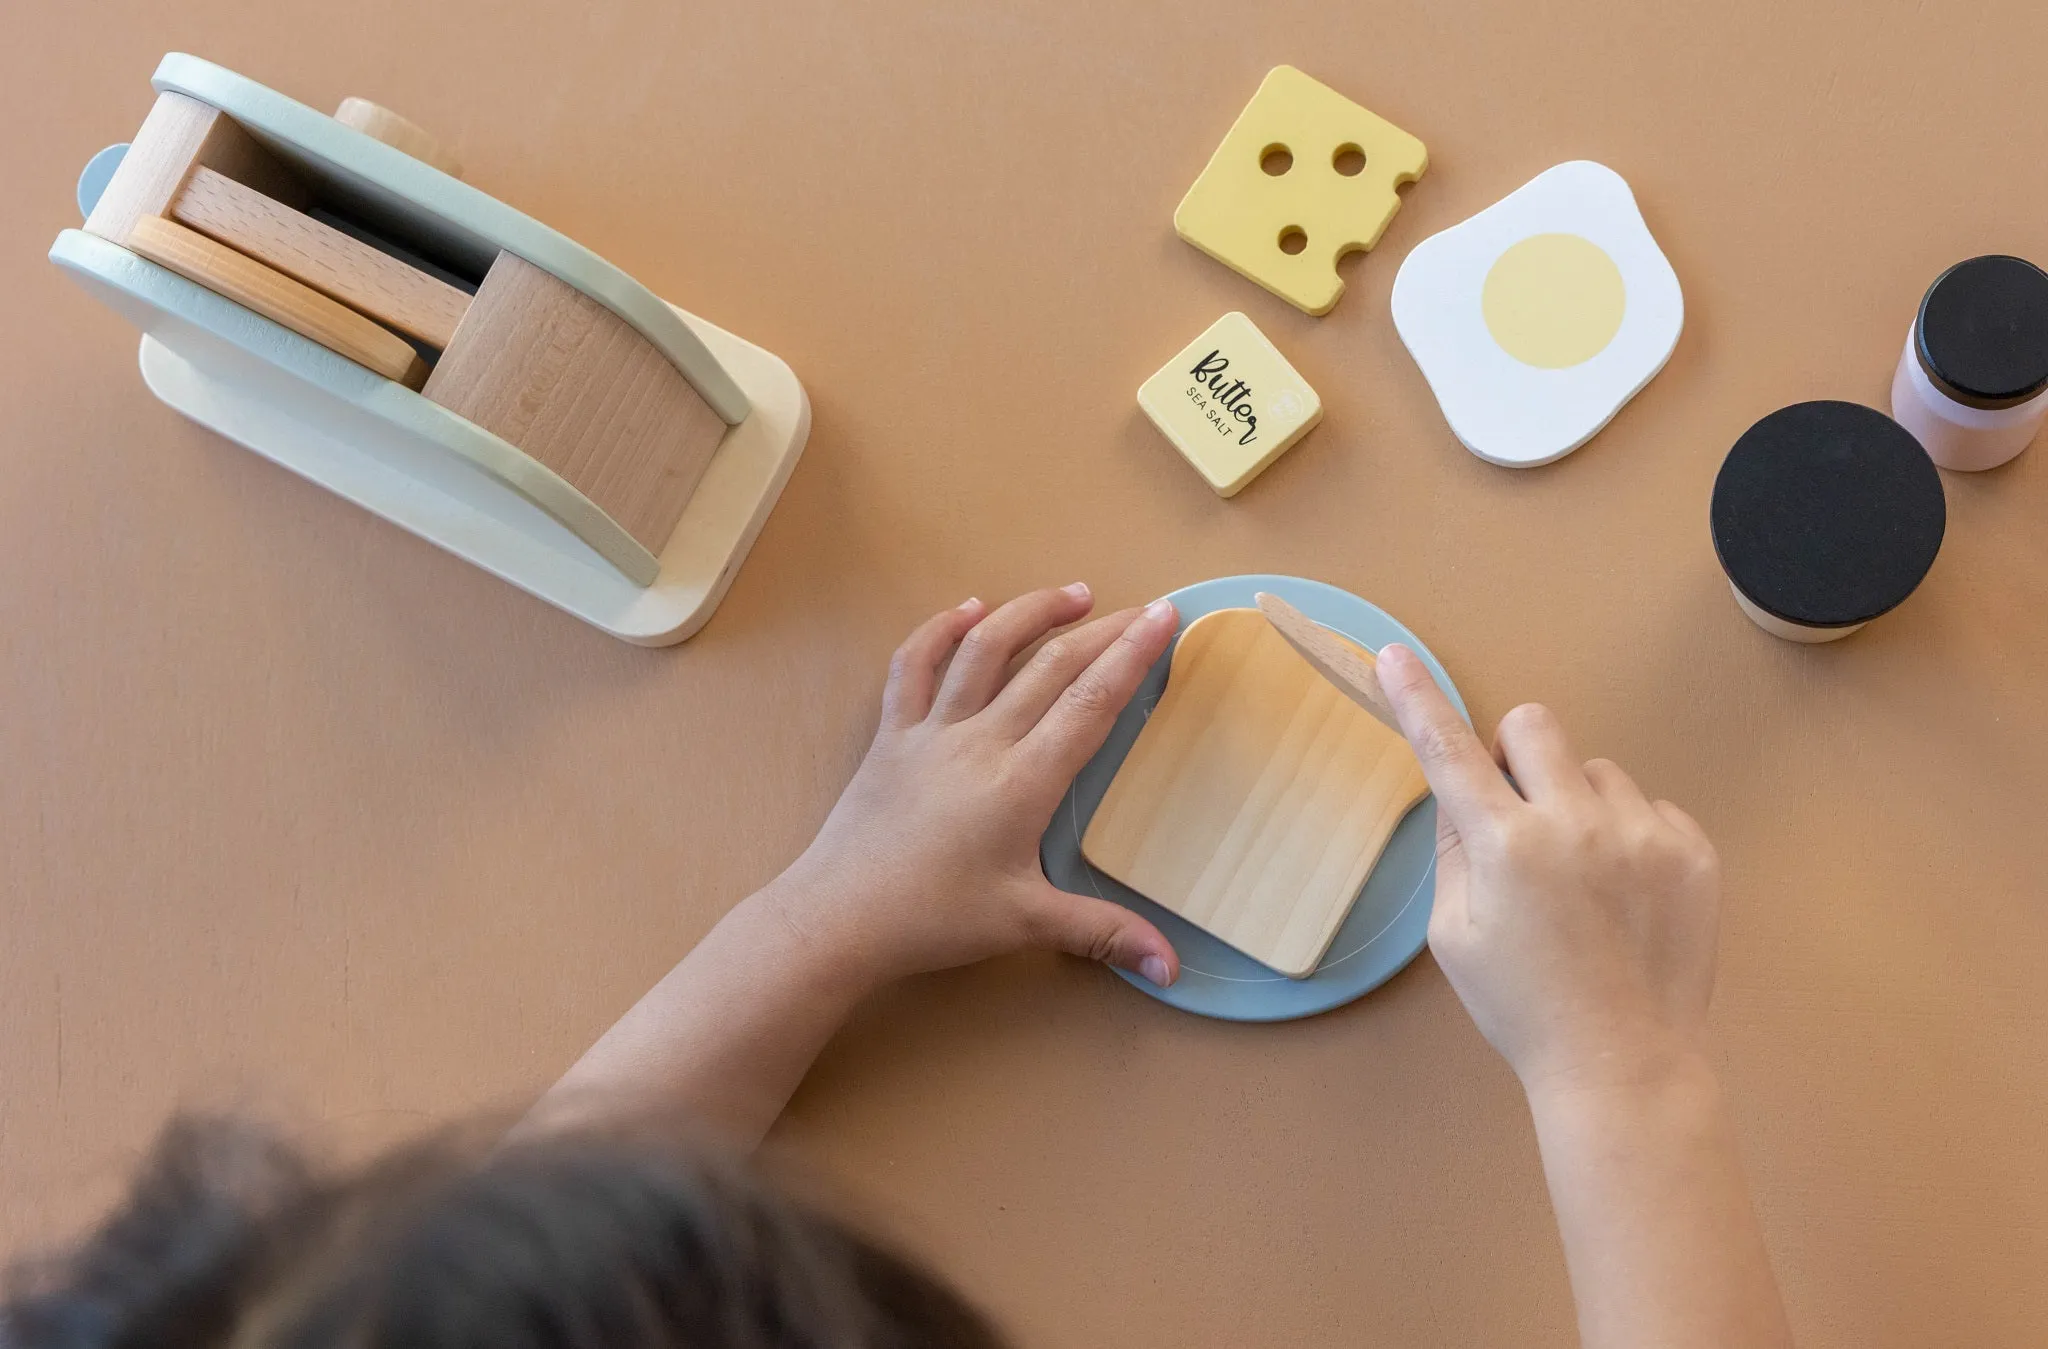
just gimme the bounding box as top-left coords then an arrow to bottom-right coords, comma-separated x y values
771,585 -> 1183,989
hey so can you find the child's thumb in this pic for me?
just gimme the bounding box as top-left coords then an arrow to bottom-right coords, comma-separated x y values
1026,885 -> 1180,987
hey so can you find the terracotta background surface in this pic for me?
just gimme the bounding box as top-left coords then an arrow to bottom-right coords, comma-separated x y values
4,2 -> 2046,1345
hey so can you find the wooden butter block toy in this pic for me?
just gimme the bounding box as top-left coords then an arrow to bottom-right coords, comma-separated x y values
1711,401 -> 1946,643
1137,312 -> 1321,496
50,54 -> 809,645
1890,254 -> 2048,472
1391,161 -> 1682,468
1080,607 -> 1428,979
1174,66 -> 1427,316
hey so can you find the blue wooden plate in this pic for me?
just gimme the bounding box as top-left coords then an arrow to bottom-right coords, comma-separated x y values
1039,574 -> 1467,1021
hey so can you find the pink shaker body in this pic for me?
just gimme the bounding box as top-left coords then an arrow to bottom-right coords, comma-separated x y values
1892,328 -> 2048,472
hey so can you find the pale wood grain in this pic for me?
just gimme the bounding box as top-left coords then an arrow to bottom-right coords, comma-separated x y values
422,250 -> 728,554
334,96 -> 464,179
1082,607 -> 1429,978
171,167 -> 472,348
84,91 -> 306,249
1254,591 -> 1402,732
127,216 -> 428,389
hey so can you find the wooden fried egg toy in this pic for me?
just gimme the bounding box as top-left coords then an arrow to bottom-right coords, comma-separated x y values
1391,160 -> 1682,467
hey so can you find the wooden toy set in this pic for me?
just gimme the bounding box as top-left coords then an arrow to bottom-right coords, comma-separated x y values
1113,66 -> 1696,996
1144,68 -> 1690,496
1109,65 -> 2044,1002
52,54 -> 808,645
53,57 -> 2048,1013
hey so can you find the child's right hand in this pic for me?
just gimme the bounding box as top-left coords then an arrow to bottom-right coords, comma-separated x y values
1374,644 -> 1723,1098
771,586 -> 1182,992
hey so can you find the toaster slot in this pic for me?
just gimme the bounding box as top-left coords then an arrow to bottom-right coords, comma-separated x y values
84,91 -> 464,384
168,166 -> 473,351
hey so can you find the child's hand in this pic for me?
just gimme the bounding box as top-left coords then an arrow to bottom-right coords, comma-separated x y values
530,589 -> 1180,1145
1375,644 -> 1722,1097
772,585 -> 1183,991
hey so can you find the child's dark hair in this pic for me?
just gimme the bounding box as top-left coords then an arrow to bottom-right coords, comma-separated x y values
2,1116 -> 1005,1349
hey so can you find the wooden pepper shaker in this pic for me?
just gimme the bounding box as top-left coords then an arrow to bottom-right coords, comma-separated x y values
1711,401 -> 1946,643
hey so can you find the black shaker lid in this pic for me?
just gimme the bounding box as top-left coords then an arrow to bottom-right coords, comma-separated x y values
1711,401 -> 1945,629
1915,254 -> 2048,409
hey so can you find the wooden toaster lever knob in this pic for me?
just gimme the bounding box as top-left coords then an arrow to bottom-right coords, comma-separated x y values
334,98 -> 462,180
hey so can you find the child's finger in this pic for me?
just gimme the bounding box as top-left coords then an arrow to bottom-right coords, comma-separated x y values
1492,703 -> 1595,804
1423,802 -> 1473,952
930,585 -> 1095,722
1583,757 -> 1652,814
1654,798 -> 1710,845
881,598 -> 986,727
1021,882 -> 1180,987
980,607 -> 1141,740
1376,644 -> 1521,831
1020,599 -> 1177,779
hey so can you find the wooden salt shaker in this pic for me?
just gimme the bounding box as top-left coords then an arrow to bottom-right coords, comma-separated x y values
1890,254 -> 2048,472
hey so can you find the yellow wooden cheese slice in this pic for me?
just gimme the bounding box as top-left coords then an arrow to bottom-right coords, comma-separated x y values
1174,66 -> 1427,316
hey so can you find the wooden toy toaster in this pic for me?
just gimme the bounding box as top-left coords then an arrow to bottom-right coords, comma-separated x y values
51,54 -> 809,644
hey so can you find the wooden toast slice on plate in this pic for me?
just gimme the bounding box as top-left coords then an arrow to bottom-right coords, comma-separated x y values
1081,607 -> 1428,978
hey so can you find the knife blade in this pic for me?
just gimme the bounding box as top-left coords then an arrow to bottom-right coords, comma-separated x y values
1253,591 -> 1402,735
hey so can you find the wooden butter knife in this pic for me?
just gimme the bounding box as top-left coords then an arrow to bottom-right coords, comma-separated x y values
1253,592 -> 1402,734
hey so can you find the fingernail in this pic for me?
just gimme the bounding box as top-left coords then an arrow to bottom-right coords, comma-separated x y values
1143,598 -> 1176,622
1138,955 -> 1172,987
958,596 -> 982,612
1378,642 -> 1414,670
1062,581 -> 1091,601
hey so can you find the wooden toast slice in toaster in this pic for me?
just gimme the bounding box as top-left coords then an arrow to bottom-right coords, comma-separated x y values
170,167 -> 472,349
127,215 -> 428,388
